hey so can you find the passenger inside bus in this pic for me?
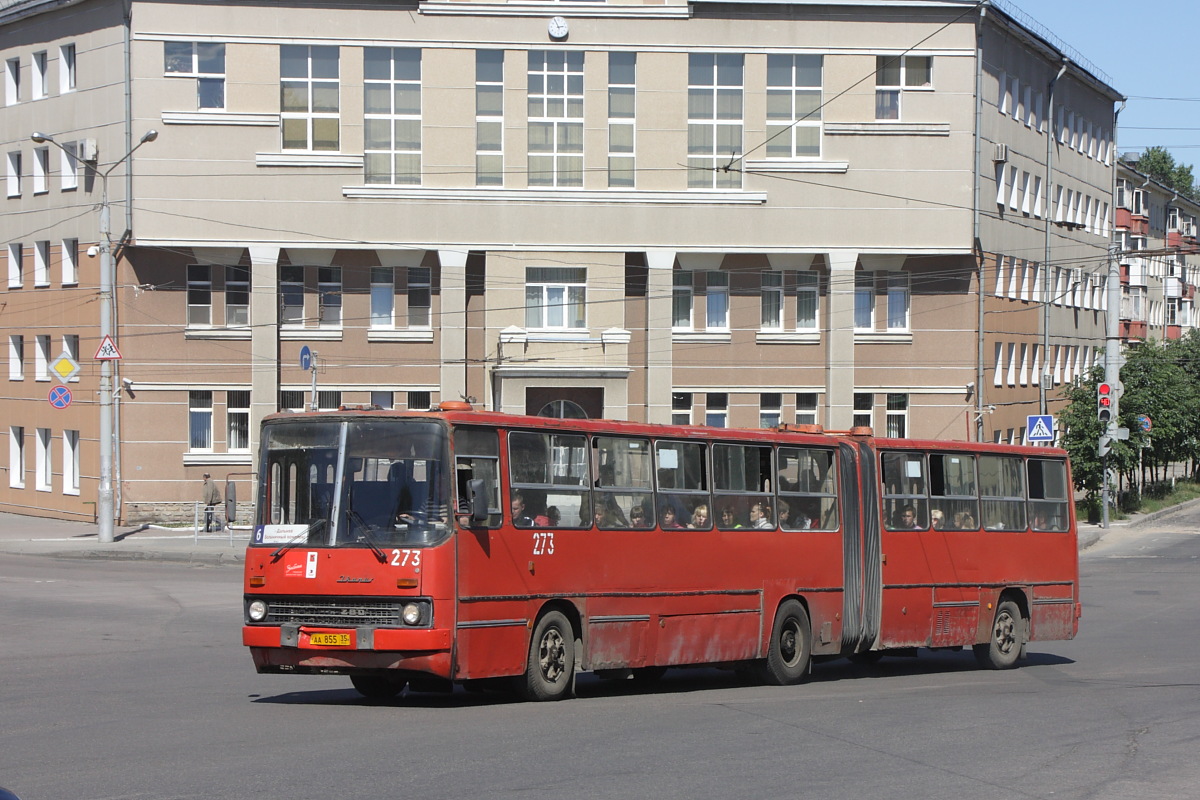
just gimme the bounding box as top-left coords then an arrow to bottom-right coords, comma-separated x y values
511,493 -> 534,527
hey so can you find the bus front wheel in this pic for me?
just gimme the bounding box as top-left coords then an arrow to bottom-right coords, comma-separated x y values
350,674 -> 406,699
518,610 -> 575,701
758,599 -> 812,686
974,599 -> 1025,670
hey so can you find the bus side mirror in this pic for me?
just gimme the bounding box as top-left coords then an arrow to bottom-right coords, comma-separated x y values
468,478 -> 489,523
225,481 -> 237,524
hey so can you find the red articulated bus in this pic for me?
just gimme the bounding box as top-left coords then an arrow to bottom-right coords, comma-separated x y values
242,403 -> 1080,701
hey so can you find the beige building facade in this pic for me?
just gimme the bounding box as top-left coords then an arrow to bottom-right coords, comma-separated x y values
2,0 -> 1129,522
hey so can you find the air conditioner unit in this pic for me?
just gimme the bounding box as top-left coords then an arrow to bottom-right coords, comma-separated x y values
993,143 -> 1008,163
80,138 -> 99,162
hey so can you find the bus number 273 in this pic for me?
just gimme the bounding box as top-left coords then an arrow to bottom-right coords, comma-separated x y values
532,532 -> 555,555
391,549 -> 421,567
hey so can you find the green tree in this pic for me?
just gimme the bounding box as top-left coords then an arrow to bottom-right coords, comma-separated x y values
1135,146 -> 1199,201
1119,339 -> 1196,480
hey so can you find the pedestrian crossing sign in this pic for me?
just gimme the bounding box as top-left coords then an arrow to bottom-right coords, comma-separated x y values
1027,414 -> 1055,442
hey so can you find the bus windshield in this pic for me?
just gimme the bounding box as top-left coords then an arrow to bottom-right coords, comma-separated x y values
254,418 -> 452,549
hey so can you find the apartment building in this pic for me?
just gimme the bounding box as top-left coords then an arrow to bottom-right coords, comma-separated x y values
1,0 -> 1123,522
1113,160 -> 1200,343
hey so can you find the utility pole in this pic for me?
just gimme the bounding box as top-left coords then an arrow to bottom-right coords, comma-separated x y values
31,130 -> 158,543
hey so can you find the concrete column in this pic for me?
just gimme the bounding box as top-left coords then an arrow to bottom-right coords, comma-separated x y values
248,245 -> 280,456
644,249 -> 676,423
825,250 -> 859,430
438,248 -> 469,406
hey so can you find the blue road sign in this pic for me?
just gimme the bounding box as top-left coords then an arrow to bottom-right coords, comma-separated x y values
299,345 -> 313,371
1027,414 -> 1055,442
48,385 -> 72,409
1138,414 -> 1152,432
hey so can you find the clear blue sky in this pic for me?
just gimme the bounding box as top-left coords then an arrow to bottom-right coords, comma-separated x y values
1010,0 -> 1200,170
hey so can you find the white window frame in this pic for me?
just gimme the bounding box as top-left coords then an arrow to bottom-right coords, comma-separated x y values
797,271 -> 819,330
59,141 -> 78,191
994,254 -> 1005,297
885,394 -> 907,438
407,266 -> 431,328
33,240 -> 49,286
525,266 -> 586,330
32,147 -> 48,194
7,242 -> 21,287
766,53 -> 822,159
703,271 -> 729,331
34,334 -> 50,381
705,392 -> 728,428
164,41 -> 226,110
475,50 -> 504,187
795,392 -> 818,425
761,271 -> 783,331
63,334 -> 79,382
60,238 -> 78,285
671,392 -> 693,425
7,151 -> 21,197
8,334 -> 23,380
371,390 -> 394,410
62,429 -> 80,495
673,272 -> 694,331
227,390 -> 251,452
186,264 -> 212,327
59,44 -> 76,94
853,392 -> 873,429
189,390 -> 214,452
760,392 -> 782,428
687,52 -> 743,189
35,428 -> 51,492
854,272 -> 874,331
279,265 -> 305,326
31,51 -> 47,100
5,57 -> 18,105
363,47 -> 422,186
317,266 -> 342,328
224,265 -> 249,327
370,266 -> 395,329
528,50 -> 584,188
407,391 -> 431,411
886,272 -> 909,331
280,44 -> 340,151
875,55 -> 932,121
607,51 -> 636,188
9,426 -> 25,489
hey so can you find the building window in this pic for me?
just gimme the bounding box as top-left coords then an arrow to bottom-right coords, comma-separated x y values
704,272 -> 729,331
705,392 -> 728,428
407,391 -> 431,411
853,393 -> 873,429
5,58 -> 18,105
59,44 -> 76,94
886,394 -> 908,438
761,271 -> 783,330
371,390 -> 393,409
672,392 -> 693,425
164,42 -> 225,109
407,266 -> 431,328
33,241 -> 49,286
7,151 -> 21,197
608,52 -> 636,188
673,272 -> 693,330
854,272 -> 874,330
317,390 -> 341,411
189,390 -> 213,451
227,390 -> 250,451
9,426 -> 24,488
280,45 -> 339,151
886,273 -> 909,330
688,53 -> 743,188
797,272 -> 819,329
317,267 -> 341,327
32,147 -> 48,194
766,54 -> 822,158
59,141 -> 78,191
280,265 -> 304,325
364,47 -> 421,185
475,51 -> 504,187
279,390 -> 305,412
525,267 -> 585,330
186,264 -> 211,327
760,393 -> 782,428
35,428 -> 51,491
796,392 -> 818,425
8,335 -> 23,380
32,51 -> 47,100
63,334 -> 79,381
875,55 -> 931,120
370,266 -> 394,328
528,50 -> 584,187
34,334 -> 50,381
8,242 -> 22,287
225,265 -> 249,326
63,429 -> 79,495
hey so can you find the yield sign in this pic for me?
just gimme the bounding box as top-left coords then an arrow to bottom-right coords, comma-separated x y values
94,335 -> 122,360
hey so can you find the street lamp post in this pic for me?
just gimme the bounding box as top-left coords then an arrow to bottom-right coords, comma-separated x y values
31,129 -> 157,544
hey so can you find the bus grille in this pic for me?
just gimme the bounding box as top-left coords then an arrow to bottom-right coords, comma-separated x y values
266,598 -> 402,627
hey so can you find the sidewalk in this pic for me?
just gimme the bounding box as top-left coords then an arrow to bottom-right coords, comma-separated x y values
0,511 -> 248,566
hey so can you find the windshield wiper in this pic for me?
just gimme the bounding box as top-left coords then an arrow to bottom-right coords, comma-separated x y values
270,519 -> 326,562
346,510 -> 388,563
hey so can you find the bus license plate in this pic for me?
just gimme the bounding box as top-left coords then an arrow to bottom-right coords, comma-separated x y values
309,633 -> 351,647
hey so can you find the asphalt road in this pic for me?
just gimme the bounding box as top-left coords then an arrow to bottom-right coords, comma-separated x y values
1,515 -> 1197,800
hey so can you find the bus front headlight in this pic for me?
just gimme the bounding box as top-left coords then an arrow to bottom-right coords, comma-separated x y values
247,599 -> 268,622
402,603 -> 422,625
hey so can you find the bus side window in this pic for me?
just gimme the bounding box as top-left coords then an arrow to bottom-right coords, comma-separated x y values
979,455 -> 1026,530
1028,458 -> 1069,531
454,427 -> 502,528
509,431 -> 590,529
881,452 -> 928,530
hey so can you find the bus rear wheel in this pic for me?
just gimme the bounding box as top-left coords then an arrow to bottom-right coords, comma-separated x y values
350,674 -> 406,699
518,610 -> 575,701
974,599 -> 1025,670
758,599 -> 812,686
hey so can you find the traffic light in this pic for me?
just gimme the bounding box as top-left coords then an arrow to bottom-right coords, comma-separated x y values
1097,382 -> 1114,424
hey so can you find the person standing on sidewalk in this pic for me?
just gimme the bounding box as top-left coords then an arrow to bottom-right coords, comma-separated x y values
202,473 -> 222,532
